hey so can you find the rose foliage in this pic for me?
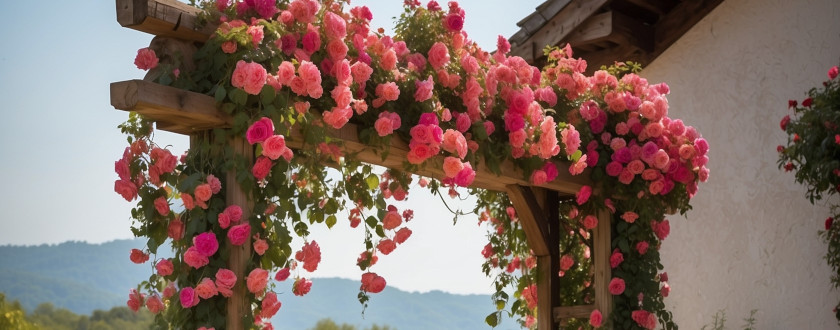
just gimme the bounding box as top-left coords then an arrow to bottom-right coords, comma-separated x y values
115,0 -> 708,329
778,64 -> 840,324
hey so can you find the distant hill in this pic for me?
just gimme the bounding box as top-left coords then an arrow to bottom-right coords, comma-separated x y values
0,239 -> 516,329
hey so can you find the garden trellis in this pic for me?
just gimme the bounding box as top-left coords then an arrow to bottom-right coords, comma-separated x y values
111,1 -> 708,329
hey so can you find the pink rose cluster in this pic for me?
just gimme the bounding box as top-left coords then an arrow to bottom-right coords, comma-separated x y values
181,175 -> 221,211
246,117 -> 294,181
571,69 -> 710,197
295,240 -> 322,272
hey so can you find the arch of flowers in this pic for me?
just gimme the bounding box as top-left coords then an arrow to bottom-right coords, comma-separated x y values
111,0 -> 709,329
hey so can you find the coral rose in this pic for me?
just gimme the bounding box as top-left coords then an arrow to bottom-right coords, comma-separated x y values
127,289 -> 145,312
155,258 -> 174,276
293,277 -> 313,296
608,277 -> 625,295
260,291 -> 282,319
134,48 -> 158,70
195,278 -> 218,299
246,268 -> 269,294
360,272 -> 386,293
295,241 -> 321,272
145,293 -> 164,314
130,249 -> 149,264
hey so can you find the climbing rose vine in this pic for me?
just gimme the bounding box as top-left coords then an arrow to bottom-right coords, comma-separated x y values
115,0 -> 708,329
777,64 -> 840,324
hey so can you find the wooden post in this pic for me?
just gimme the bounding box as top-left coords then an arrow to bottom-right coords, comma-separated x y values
593,209 -> 612,318
226,136 -> 252,330
506,185 -> 558,330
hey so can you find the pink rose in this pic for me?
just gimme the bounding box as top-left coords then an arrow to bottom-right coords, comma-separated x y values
184,246 -> 209,269
275,268 -> 291,281
193,232 -> 219,257
377,239 -> 397,255
253,238 -> 269,255
621,211 -> 638,223
247,117 -> 275,145
560,125 -> 581,155
134,48 -> 158,70
636,241 -> 649,255
179,287 -> 199,308
582,215 -> 598,230
127,289 -> 145,312
653,219 -> 670,240
295,241 -> 321,272
195,278 -> 218,299
610,249 -> 624,268
631,310 -> 657,329
830,66 -> 839,80
394,227 -> 412,244
168,219 -> 184,240
153,197 -> 170,216
225,205 -> 243,223
194,184 -> 213,203
454,163 -> 476,187
130,248 -> 149,264
221,40 -> 237,54
589,309 -> 603,327
163,282 -> 177,299
661,282 -> 671,297
530,170 -> 547,185
252,156 -> 273,180
608,277 -> 625,295
181,193 -> 195,210
375,115 -> 395,136
441,129 -> 467,159
228,223 -> 251,246
231,60 -> 267,95
323,11 -> 346,39
262,135 -> 288,160
145,293 -> 164,314
247,268 -> 269,294
114,179 -> 138,202
206,174 -> 222,194
442,157 -> 464,178
382,207 -> 403,230
247,24 -> 264,47
427,42 -> 450,69
260,291 -> 282,319
215,268 -> 236,297
559,254 -> 574,271
627,160 -> 645,175
414,76 -> 434,102
576,185 -> 592,205
155,258 -> 174,276
293,277 -> 313,296
326,38 -> 348,61
360,272 -> 386,293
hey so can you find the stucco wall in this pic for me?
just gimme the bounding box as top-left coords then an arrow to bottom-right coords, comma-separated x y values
639,0 -> 840,328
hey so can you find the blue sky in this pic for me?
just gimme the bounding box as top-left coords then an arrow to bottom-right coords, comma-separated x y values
0,0 -> 542,295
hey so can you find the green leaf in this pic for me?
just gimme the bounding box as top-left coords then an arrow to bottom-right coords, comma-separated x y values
365,174 -> 380,190
230,88 -> 248,106
326,215 -> 337,229
571,149 -> 583,162
485,312 -> 498,327
214,86 -> 227,103
260,85 -> 276,104
495,300 -> 505,310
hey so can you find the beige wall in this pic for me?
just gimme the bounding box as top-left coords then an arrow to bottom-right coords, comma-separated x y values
640,0 -> 840,328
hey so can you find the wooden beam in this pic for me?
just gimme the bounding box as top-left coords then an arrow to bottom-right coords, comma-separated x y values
652,0 -> 724,57
505,185 -> 550,256
554,304 -> 596,320
116,0 -> 214,42
110,80 -> 591,195
509,0 -> 609,63
111,80 -> 230,134
566,11 -> 654,53
592,209 -> 612,320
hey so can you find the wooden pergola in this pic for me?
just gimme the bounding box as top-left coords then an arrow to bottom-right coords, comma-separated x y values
509,0 -> 723,72
111,1 -> 615,328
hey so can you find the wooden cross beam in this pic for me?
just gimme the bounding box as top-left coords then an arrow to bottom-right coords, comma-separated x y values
112,1 -> 611,329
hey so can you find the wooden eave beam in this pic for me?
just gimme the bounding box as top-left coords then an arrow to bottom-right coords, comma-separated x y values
110,79 -> 590,195
509,0 -> 609,63
116,0 -> 214,42
566,11 -> 654,53
651,0 -> 724,59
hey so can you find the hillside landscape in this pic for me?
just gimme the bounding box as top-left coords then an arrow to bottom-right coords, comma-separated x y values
0,239 -> 511,329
